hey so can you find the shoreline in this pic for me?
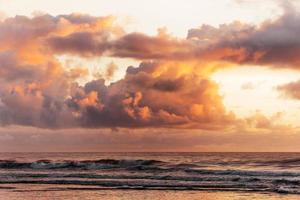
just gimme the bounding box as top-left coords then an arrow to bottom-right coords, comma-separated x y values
0,184 -> 299,200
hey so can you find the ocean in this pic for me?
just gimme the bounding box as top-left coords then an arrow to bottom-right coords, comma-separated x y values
0,152 -> 299,199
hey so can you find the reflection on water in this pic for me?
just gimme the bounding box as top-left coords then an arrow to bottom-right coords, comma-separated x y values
0,184 -> 299,200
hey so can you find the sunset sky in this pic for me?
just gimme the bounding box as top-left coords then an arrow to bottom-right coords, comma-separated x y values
0,0 -> 300,152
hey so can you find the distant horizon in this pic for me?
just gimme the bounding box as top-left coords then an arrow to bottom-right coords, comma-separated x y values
2,151 -> 300,153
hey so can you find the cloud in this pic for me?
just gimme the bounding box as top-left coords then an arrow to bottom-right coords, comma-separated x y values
188,3 -> 300,68
0,7 -> 298,132
0,13 -> 120,128
69,61 -> 236,129
237,111 -> 288,131
48,31 -> 196,60
0,52 -> 235,129
109,32 -> 194,59
48,32 -> 110,57
0,51 -> 42,81
0,13 -> 238,130
44,3 -> 300,70
277,80 -> 300,100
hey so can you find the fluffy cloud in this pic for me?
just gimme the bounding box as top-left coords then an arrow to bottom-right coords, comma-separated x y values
0,13 -> 120,128
65,61 -> 235,129
187,4 -> 300,68
0,4 -> 299,131
0,12 -> 238,129
45,5 -> 300,69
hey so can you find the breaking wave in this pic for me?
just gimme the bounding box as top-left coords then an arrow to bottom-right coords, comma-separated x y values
0,159 -> 164,170
0,154 -> 300,195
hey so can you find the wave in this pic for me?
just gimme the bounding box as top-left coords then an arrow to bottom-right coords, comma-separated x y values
1,157 -> 300,195
0,178 -> 299,194
185,168 -> 300,178
2,157 -> 300,170
1,167 -> 300,194
0,159 -> 164,170
261,158 -> 300,166
2,159 -> 300,178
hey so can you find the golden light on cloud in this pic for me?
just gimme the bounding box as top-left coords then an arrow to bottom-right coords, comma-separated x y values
0,0 -> 300,152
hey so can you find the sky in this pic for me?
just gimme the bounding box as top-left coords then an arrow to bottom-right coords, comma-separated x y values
0,0 -> 300,152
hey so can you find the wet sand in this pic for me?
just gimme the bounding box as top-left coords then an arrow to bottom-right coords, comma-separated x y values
0,184 -> 298,200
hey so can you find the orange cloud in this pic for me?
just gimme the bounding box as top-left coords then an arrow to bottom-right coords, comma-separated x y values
0,7 -> 299,131
65,61 -> 235,129
44,5 -> 300,69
